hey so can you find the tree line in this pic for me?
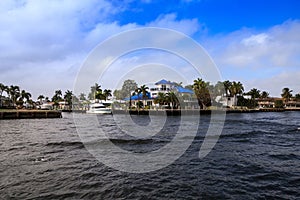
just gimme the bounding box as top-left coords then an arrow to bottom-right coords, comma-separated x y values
0,83 -> 75,109
113,79 -> 300,109
1,79 -> 299,109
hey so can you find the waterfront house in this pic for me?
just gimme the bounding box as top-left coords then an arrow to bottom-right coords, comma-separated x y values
126,79 -> 195,109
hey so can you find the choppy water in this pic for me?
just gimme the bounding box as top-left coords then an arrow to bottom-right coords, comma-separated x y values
1,112 -> 300,199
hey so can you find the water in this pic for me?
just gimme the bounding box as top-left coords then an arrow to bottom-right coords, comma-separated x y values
1,112 -> 300,199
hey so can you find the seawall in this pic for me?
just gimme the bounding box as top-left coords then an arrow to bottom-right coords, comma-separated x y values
0,110 -> 62,120
112,108 -> 295,115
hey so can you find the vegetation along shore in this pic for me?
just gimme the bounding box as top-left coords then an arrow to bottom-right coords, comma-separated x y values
0,78 -> 299,119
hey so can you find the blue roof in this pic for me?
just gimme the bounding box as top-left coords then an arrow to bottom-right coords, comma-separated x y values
175,86 -> 194,94
124,92 -> 151,101
155,79 -> 173,85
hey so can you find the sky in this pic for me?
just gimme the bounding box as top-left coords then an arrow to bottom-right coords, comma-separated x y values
0,0 -> 300,99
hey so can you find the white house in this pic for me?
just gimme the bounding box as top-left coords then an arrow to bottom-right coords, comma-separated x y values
127,79 -> 195,109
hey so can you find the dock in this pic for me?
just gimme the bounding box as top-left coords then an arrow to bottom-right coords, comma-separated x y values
0,110 -> 62,120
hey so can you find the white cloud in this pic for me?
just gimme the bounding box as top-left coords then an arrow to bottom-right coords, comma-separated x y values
241,33 -> 270,46
146,13 -> 203,36
0,0 -> 207,99
245,71 -> 300,97
1,1 -> 298,99
202,20 -> 300,96
211,20 -> 300,69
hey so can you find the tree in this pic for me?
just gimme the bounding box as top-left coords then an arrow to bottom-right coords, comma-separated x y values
192,78 -> 211,109
184,85 -> 194,91
223,80 -> 232,96
52,90 -> 63,109
88,83 -> 102,100
140,85 -> 149,108
9,85 -> 20,107
52,90 -> 62,101
95,90 -> 105,100
229,81 -> 244,97
260,91 -> 269,99
19,90 -> 32,104
0,83 -> 7,107
295,93 -> 300,101
103,89 -> 112,101
37,95 -> 45,104
114,79 -> 138,100
167,91 -> 179,109
246,88 -> 261,99
237,96 -> 257,109
79,93 -> 86,101
0,83 -> 5,97
281,87 -> 293,103
274,100 -> 284,108
64,90 -> 73,110
213,81 -> 225,97
154,92 -> 167,107
134,87 -> 142,110
172,81 -> 183,87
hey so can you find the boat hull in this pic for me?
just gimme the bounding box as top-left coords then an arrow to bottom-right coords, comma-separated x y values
86,109 -> 112,114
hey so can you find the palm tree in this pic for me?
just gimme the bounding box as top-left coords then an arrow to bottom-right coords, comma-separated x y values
247,88 -> 261,99
260,91 -> 269,99
89,83 -> 102,100
228,81 -> 244,106
103,89 -> 112,101
134,87 -> 142,110
0,83 -> 7,107
281,88 -> 293,105
167,92 -> 179,109
52,90 -> 63,109
0,83 -> 5,97
64,90 -> 73,110
55,90 -> 62,96
223,80 -> 232,96
229,81 -> 244,96
19,90 -> 32,103
154,92 -> 167,108
140,85 -> 149,108
52,90 -> 63,103
37,95 -> 45,104
193,78 -> 211,109
295,93 -> 300,101
9,85 -> 20,107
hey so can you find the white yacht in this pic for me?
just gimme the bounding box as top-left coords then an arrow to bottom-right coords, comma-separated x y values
86,103 -> 112,114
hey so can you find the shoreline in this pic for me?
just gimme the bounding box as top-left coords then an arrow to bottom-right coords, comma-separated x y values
1,107 -> 299,119
112,107 -> 299,115
0,109 -> 62,120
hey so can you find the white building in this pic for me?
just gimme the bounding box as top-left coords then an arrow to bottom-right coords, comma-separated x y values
128,79 -> 195,109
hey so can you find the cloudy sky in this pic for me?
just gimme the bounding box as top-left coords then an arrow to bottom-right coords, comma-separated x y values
1,0 -> 300,99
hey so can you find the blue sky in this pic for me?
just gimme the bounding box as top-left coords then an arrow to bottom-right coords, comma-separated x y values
0,0 -> 300,98
117,0 -> 300,33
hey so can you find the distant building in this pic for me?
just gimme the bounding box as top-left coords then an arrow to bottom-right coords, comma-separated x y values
125,79 -> 195,109
215,96 -> 237,107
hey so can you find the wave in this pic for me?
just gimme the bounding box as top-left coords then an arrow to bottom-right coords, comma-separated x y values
46,141 -> 84,149
268,153 -> 299,160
